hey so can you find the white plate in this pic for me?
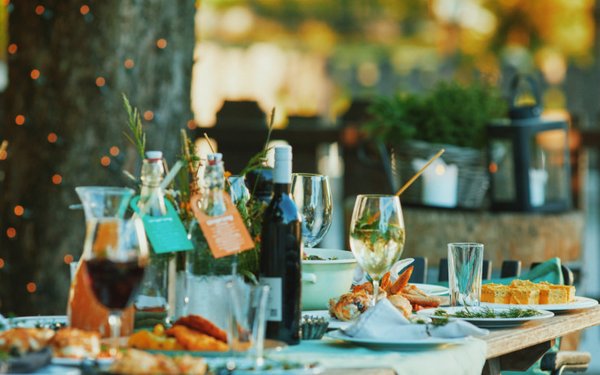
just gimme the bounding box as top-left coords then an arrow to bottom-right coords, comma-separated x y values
51,357 -> 114,366
411,283 -> 449,296
8,315 -> 67,329
482,296 -> 598,313
417,306 -> 554,328
325,329 -> 466,349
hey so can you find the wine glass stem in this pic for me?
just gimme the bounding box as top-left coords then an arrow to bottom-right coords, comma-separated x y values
372,279 -> 380,307
108,310 -> 122,357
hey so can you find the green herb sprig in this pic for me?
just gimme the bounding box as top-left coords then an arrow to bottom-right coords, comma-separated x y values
122,94 -> 146,159
433,307 -> 542,319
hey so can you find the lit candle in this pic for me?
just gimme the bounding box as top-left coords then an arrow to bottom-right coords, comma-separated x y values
412,157 -> 458,207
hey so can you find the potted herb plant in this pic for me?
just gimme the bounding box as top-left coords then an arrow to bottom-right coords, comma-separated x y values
363,81 -> 507,208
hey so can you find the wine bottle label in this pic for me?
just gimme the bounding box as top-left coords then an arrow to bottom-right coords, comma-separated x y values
130,197 -> 194,253
260,277 -> 282,322
190,193 -> 255,258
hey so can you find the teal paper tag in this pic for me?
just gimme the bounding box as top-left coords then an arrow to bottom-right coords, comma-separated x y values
130,196 -> 194,254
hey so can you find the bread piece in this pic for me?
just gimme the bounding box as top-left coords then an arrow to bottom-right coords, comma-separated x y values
0,328 -> 55,356
540,282 -> 576,304
481,284 -> 511,304
50,328 -> 100,359
511,280 -> 551,303
509,287 -> 539,305
110,349 -> 180,375
172,315 -> 227,343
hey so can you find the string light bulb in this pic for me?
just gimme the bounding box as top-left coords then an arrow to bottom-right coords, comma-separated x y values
143,111 -> 154,121
15,115 -> 25,125
80,5 -> 90,15
7,44 -> 17,54
51,174 -> 62,185
124,59 -> 135,69
26,282 -> 37,293
47,132 -> 58,143
30,69 -> 40,80
35,5 -> 44,15
95,76 -> 106,87
6,227 -> 16,239
156,38 -> 167,49
13,205 -> 24,216
100,156 -> 110,166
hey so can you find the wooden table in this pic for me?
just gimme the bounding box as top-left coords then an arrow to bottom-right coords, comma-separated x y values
483,306 -> 600,374
321,306 -> 600,375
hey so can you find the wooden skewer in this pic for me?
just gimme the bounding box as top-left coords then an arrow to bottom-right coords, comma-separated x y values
366,148 -> 445,225
395,148 -> 445,196
203,133 -> 216,153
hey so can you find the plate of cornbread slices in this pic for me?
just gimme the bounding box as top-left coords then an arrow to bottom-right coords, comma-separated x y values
481,280 -> 598,312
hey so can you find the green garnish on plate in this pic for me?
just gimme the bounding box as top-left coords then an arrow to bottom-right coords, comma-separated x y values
433,307 -> 542,319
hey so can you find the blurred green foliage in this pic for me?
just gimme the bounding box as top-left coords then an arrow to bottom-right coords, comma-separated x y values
363,81 -> 508,149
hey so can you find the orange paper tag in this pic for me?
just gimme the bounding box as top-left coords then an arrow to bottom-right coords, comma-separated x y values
190,193 -> 255,258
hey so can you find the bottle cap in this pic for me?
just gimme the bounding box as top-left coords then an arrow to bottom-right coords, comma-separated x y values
145,151 -> 163,161
207,153 -> 223,165
274,145 -> 292,161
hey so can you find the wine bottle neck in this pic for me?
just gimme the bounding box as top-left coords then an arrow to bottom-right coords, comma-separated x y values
273,183 -> 291,195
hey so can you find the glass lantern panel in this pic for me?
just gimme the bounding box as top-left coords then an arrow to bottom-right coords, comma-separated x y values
532,129 -> 569,205
490,139 -> 515,202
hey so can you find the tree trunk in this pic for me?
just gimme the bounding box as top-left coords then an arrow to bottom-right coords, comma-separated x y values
0,0 -> 195,315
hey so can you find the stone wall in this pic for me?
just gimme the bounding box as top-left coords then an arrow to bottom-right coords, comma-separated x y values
402,208 -> 584,268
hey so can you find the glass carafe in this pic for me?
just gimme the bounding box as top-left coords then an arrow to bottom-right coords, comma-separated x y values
68,186 -> 135,337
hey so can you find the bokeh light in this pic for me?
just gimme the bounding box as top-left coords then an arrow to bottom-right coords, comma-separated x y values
124,59 -> 135,69
109,146 -> 120,156
26,282 -> 37,293
156,38 -> 168,49
30,69 -> 41,80
0,259 -> 4,269
35,5 -> 44,15
13,205 -> 24,216
100,156 -> 111,166
143,111 -> 154,121
51,174 -> 62,185
15,115 -> 25,125
80,5 -> 90,15
6,227 -> 16,239
7,43 -> 17,54
63,254 -> 74,264
47,132 -> 58,143
95,76 -> 106,87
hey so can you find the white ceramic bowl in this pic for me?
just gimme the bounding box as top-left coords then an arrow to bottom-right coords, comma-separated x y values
301,248 -> 357,310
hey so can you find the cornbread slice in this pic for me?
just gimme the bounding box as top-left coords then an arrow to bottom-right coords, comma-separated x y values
511,280 -> 551,303
509,287 -> 539,305
481,284 -> 511,304
540,282 -> 576,303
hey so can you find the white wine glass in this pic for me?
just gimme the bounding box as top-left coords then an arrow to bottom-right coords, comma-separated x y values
349,194 -> 405,306
291,173 -> 332,248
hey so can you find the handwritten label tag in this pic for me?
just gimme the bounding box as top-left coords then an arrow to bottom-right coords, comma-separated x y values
190,193 -> 255,258
130,196 -> 194,254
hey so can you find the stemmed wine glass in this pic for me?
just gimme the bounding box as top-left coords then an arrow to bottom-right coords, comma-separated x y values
84,218 -> 148,356
291,173 -> 333,248
349,195 -> 405,306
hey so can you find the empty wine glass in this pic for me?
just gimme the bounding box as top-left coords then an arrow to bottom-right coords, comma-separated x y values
349,195 -> 405,306
291,173 -> 332,248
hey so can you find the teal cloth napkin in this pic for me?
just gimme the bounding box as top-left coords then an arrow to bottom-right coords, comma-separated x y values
484,257 -> 564,286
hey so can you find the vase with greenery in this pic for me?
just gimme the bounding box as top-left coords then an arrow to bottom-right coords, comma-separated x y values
362,81 -> 507,208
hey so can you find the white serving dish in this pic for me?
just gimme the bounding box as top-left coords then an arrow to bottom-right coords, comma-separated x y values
301,248 -> 356,310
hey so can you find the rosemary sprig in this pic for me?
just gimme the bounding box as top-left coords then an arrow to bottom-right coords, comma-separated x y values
433,307 -> 542,319
122,94 -> 146,159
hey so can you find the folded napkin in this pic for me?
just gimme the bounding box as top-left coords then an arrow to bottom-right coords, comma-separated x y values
343,299 -> 488,340
484,257 -> 563,286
